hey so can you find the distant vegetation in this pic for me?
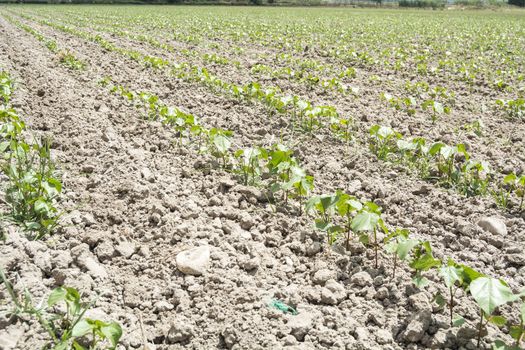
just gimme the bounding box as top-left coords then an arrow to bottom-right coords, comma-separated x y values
0,0 -> 523,7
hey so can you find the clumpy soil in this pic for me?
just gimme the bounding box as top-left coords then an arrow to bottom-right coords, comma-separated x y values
1,7 -> 525,350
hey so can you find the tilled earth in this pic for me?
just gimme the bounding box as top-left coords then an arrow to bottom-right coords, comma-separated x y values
1,7 -> 525,350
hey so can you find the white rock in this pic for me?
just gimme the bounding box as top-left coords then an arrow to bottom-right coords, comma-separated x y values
115,241 -> 136,258
176,246 -> 210,276
312,268 -> 336,285
83,256 -> 108,279
141,167 -> 155,183
403,310 -> 432,343
288,312 -> 315,341
351,271 -> 373,287
477,217 -> 507,236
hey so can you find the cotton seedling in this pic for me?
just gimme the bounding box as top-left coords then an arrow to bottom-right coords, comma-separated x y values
436,259 -> 469,327
503,173 -> 525,211
57,50 -> 86,70
0,270 -> 122,350
305,193 -> 341,246
286,166 -> 314,215
233,147 -> 265,186
409,241 -> 441,288
459,160 -> 491,197
137,92 -> 160,121
266,144 -> 313,210
2,137 -> 62,239
351,202 -> 386,269
207,128 -> 233,168
396,137 -> 431,177
329,116 -> 353,147
369,125 -> 401,160
335,192 -> 362,250
380,93 -> 417,116
498,298 -> 525,349
428,142 -> 468,187
161,106 -> 198,145
463,119 -> 484,137
496,98 -> 525,120
0,71 -> 13,104
422,99 -> 450,124
470,277 -> 516,348
384,228 -> 419,279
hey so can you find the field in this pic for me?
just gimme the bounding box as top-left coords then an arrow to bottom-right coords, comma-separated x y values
0,4 -> 525,350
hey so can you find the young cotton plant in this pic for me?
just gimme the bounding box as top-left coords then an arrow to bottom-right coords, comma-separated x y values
233,147 -> 265,186
266,144 -> 313,210
207,128 -> 233,168
306,193 -> 341,246
380,93 -> 417,116
2,137 -> 62,239
435,259 -> 482,328
503,173 -> 525,211
351,202 -> 387,269
470,277 -> 516,348
496,98 -> 525,120
1,72 -> 62,240
0,270 -> 122,350
422,99 -> 450,124
409,241 -> 441,289
369,125 -> 401,160
384,228 -> 419,279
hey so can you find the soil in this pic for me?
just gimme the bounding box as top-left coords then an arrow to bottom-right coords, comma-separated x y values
0,6 -> 525,350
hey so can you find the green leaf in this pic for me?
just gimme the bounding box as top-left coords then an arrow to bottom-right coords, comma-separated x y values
439,264 -> 463,289
358,233 -> 369,245
510,325 -> 525,342
48,287 -> 67,307
493,339 -> 521,350
397,239 -> 419,260
488,315 -> 507,327
460,264 -> 484,285
351,211 -> 379,232
213,134 -> 231,154
34,199 -> 50,215
503,173 -> 517,184
413,275 -> 429,288
72,341 -> 87,350
433,292 -> 446,307
52,341 -> 68,350
452,315 -> 466,327
101,322 -> 123,349
72,319 -> 93,337
470,277 -> 516,315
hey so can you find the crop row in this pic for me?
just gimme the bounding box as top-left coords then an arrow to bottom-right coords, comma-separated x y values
0,70 -> 61,239
14,9 -> 524,133
16,8 -> 525,120
21,9 -> 363,96
368,124 -> 525,211
9,11 -> 524,219
3,16 -> 525,345
25,6 -> 525,95
102,76 -> 525,350
4,15 -> 85,71
0,70 -> 123,349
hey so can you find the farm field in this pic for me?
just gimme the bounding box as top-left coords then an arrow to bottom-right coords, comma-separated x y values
1,4 -> 525,350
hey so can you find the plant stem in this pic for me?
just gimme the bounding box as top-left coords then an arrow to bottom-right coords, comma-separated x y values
449,286 -> 453,327
374,227 -> 378,269
477,309 -> 484,348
